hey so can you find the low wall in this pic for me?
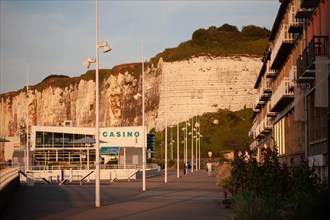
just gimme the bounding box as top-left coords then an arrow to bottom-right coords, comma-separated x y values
0,176 -> 20,214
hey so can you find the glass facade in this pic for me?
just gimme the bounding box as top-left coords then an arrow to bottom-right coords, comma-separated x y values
33,131 -> 95,165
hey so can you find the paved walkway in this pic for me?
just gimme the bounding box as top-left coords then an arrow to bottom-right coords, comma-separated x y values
1,170 -> 235,220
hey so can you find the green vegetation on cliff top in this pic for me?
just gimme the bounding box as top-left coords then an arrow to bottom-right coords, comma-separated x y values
151,23 -> 270,64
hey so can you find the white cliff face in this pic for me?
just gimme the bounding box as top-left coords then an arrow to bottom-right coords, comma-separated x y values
155,56 -> 260,130
0,55 -> 260,138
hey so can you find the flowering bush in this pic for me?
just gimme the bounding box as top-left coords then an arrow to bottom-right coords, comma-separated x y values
230,147 -> 317,199
220,146 -> 323,219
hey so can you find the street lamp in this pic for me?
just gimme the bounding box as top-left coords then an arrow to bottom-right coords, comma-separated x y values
82,0 -> 111,208
181,126 -> 187,174
142,33 -> 146,191
190,117 -> 194,173
176,122 -> 180,178
195,121 -> 200,171
26,63 -> 30,172
198,134 -> 202,170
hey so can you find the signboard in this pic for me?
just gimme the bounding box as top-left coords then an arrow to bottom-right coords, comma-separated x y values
100,147 -> 119,155
100,126 -> 146,148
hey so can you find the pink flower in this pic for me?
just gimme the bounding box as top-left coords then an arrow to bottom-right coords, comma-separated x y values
300,154 -> 305,162
224,191 -> 228,199
290,157 -> 294,164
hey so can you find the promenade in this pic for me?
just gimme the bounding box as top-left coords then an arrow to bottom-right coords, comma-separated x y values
1,170 -> 235,220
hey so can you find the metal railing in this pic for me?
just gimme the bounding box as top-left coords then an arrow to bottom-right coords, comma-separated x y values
22,163 -> 158,172
297,36 -> 329,79
271,77 -> 294,110
270,24 -> 294,68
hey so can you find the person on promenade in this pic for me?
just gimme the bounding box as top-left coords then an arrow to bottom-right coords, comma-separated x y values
206,160 -> 212,177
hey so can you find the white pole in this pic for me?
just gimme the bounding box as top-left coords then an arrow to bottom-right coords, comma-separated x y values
177,122 -> 179,178
185,120 -> 188,174
124,147 -> 126,170
199,129 -> 201,170
195,116 -> 198,171
87,144 -> 90,182
164,69 -> 168,183
26,62 -> 29,172
195,130 -> 198,171
95,0 -> 101,207
191,117 -> 194,173
142,33 -> 146,191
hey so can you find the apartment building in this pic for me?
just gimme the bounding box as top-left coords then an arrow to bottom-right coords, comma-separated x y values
250,0 -> 329,182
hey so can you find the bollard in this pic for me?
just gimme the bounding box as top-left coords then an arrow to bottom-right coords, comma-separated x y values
70,168 -> 73,182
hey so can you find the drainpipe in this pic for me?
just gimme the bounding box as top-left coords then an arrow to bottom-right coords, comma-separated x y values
327,0 -> 330,185
304,95 -> 308,160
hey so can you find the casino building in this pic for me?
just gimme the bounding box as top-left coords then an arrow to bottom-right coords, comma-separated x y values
30,125 -> 155,167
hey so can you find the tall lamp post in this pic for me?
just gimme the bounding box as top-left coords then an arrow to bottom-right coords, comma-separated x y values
26,63 -> 29,172
195,119 -> 200,171
198,134 -> 202,170
82,0 -> 111,207
141,33 -> 146,191
176,122 -> 180,178
191,117 -> 194,173
182,125 -> 187,174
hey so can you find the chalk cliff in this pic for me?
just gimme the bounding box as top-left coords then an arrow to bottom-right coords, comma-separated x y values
0,55 -> 260,138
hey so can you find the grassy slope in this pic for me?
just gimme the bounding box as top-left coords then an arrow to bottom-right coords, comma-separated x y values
153,108 -> 253,159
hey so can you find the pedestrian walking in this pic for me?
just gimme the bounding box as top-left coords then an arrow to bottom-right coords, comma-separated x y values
206,160 -> 212,177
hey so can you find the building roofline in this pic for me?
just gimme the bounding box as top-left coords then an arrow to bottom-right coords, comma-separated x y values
269,0 -> 290,41
254,50 -> 271,89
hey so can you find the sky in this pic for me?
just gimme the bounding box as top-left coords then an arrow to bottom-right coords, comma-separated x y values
0,0 -> 280,94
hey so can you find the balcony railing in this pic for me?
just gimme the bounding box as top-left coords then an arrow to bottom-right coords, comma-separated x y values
271,77 -> 294,112
261,117 -> 273,134
288,5 -> 303,33
263,79 -> 272,93
270,25 -> 295,69
255,123 -> 264,139
260,93 -> 271,102
254,94 -> 266,110
288,66 -> 296,91
266,61 -> 276,78
296,36 -> 329,83
267,100 -> 277,117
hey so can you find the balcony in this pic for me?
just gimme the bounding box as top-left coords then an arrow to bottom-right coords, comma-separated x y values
266,61 -> 276,78
288,5 -> 303,34
270,25 -> 295,70
266,101 -> 277,117
255,124 -> 264,139
295,8 -> 313,19
248,130 -> 255,138
254,94 -> 266,110
261,117 -> 273,134
296,0 -> 320,21
271,77 -> 294,112
263,79 -> 272,93
253,107 -> 260,113
301,0 -> 320,8
259,80 -> 272,101
296,36 -> 329,83
288,66 -> 296,92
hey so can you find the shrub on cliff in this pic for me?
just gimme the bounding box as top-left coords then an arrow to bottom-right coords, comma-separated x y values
151,23 -> 270,64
